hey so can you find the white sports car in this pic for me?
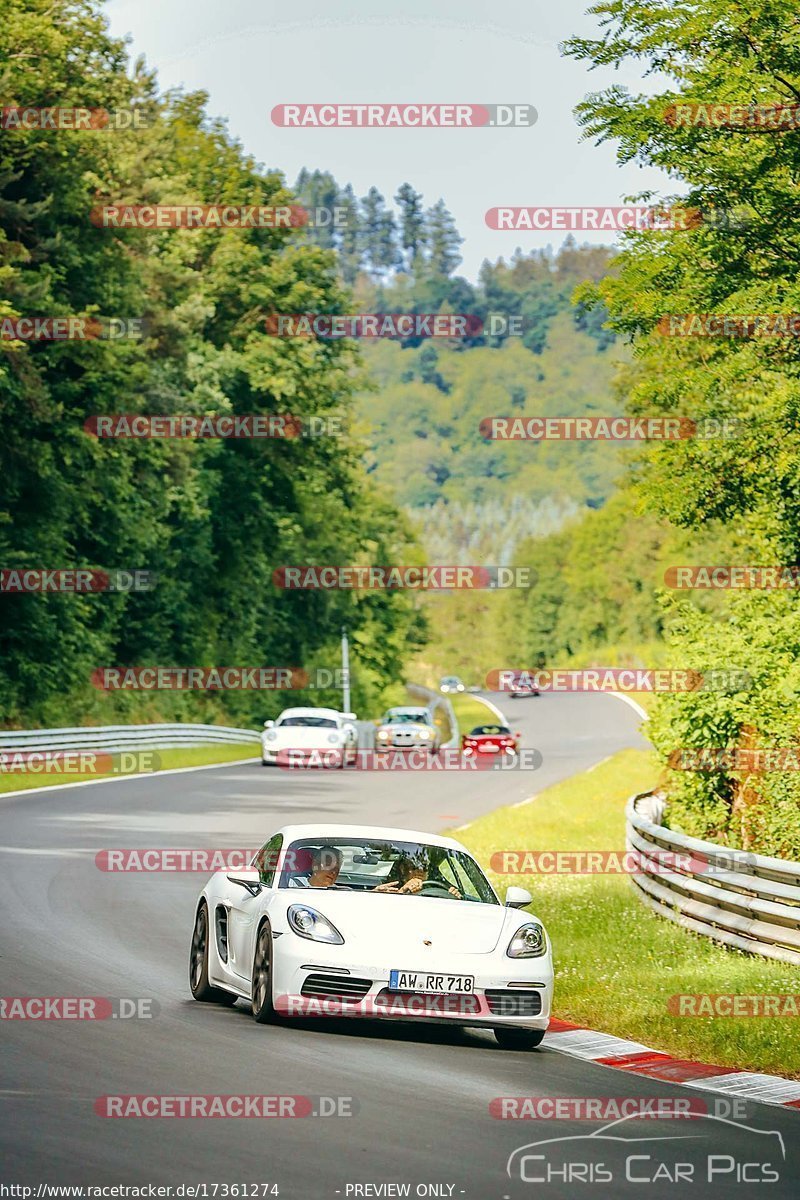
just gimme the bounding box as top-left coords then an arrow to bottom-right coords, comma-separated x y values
189,823 -> 553,1049
374,706 -> 441,753
261,706 -> 358,767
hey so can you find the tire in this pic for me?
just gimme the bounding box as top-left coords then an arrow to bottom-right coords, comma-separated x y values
494,1027 -> 546,1050
251,920 -> 275,1024
189,901 -> 237,1004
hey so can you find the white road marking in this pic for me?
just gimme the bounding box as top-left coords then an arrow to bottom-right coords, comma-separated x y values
0,757 -> 260,801
605,691 -> 649,721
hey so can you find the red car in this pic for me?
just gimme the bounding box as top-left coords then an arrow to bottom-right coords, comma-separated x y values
461,723 -> 520,756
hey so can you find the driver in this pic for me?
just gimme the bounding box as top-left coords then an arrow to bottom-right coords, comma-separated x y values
373,856 -> 460,897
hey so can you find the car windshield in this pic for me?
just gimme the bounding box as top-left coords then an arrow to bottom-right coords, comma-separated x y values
469,725 -> 511,736
278,716 -> 338,728
278,837 -> 498,903
385,711 -> 428,725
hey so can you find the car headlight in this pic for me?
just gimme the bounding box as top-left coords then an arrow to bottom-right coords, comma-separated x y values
506,922 -> 547,958
376,729 -> 391,740
418,729 -> 432,740
327,732 -> 342,744
287,905 -> 345,944
265,730 -> 277,742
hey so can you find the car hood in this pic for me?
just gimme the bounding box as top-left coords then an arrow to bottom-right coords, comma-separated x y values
281,891 -> 524,955
378,722 -> 432,733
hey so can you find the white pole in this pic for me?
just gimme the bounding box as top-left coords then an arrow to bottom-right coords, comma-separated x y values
341,627 -> 351,714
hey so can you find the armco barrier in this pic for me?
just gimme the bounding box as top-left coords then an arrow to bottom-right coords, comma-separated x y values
0,722 -> 260,756
626,791 -> 800,966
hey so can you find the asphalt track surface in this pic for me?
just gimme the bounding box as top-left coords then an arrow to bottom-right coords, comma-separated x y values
1,692 -> 798,1198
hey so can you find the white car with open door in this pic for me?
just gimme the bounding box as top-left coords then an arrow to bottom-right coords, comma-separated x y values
189,823 -> 553,1050
261,706 -> 358,767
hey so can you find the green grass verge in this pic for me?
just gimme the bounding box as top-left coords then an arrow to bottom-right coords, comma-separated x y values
448,692 -> 509,734
0,741 -> 261,794
456,748 -> 800,1079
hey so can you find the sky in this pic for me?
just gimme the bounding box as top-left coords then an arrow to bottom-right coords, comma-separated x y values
105,0 -> 674,279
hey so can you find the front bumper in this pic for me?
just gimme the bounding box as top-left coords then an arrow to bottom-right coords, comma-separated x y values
261,745 -> 347,766
272,944 -> 553,1029
376,735 -> 436,750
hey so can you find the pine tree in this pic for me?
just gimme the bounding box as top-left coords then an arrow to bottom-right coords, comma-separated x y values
394,183 -> 427,273
424,199 -> 462,277
360,187 -> 400,279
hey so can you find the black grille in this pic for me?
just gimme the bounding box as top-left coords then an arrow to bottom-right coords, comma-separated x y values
300,973 -> 372,1001
485,989 -> 542,1017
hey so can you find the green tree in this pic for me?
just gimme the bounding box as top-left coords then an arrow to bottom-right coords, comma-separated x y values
360,187 -> 400,279
0,0 -> 425,726
394,183 -> 427,273
423,199 -> 462,278
564,0 -> 800,854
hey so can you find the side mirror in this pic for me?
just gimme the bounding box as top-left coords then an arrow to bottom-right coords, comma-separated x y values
505,886 -> 532,909
227,875 -> 262,897
263,720 -> 274,729
515,732 -> 521,738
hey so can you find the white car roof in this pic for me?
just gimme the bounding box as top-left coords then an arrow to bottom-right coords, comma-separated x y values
276,706 -> 345,720
385,706 -> 430,715
270,823 -> 469,854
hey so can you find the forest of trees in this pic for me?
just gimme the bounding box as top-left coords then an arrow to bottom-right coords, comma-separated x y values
0,0 -> 425,726
5,0 -> 799,861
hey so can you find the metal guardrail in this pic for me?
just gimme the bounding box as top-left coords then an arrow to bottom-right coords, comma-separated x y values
626,791 -> 800,966
0,723 -> 260,756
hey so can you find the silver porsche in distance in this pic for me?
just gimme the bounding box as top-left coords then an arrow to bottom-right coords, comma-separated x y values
375,706 -> 441,754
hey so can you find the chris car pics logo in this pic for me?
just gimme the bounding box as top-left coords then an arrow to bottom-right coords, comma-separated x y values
506,1113 -> 785,1185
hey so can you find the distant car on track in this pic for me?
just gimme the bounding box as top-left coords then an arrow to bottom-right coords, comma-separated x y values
189,822 -> 553,1050
261,706 -> 358,767
375,706 -> 441,754
461,724 -> 520,756
439,675 -> 466,694
507,672 -> 540,699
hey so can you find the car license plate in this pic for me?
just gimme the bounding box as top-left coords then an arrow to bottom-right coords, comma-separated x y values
483,743 -> 499,751
389,970 -> 475,993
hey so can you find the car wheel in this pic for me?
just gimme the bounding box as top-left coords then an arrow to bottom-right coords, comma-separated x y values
494,1027 -> 545,1050
251,920 -> 275,1024
189,901 -> 237,1004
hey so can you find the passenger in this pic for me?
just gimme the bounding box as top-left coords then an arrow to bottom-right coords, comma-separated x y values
290,845 -> 343,888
